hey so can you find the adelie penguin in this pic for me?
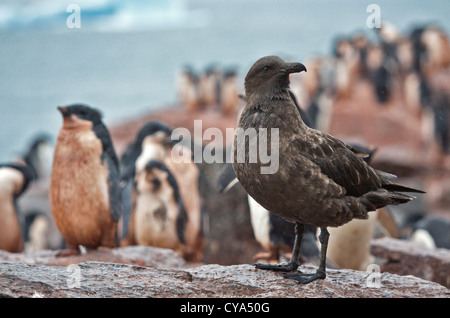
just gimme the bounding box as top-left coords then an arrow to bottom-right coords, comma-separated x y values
0,163 -> 34,253
177,65 -> 201,113
50,104 -> 121,254
199,64 -> 221,109
133,159 -> 188,254
120,121 -> 204,262
17,133 -> 65,252
233,56 -> 425,284
119,121 -> 173,245
220,68 -> 240,116
22,133 -> 54,180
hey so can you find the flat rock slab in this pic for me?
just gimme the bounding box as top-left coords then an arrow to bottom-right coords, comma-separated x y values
371,237 -> 450,288
0,261 -> 448,298
0,245 -> 187,268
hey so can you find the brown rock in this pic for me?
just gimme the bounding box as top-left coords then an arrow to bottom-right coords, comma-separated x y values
370,237 -> 450,288
0,261 -> 448,298
0,246 -> 187,268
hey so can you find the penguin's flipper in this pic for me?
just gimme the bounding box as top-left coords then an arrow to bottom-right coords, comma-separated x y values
145,159 -> 189,245
217,163 -> 239,193
164,166 -> 188,244
176,200 -> 188,244
94,122 -> 120,170
120,177 -> 134,238
93,121 -> 122,223
104,153 -> 122,223
377,206 -> 401,238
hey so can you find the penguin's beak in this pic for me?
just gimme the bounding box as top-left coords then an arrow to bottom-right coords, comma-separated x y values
284,62 -> 307,74
57,106 -> 69,117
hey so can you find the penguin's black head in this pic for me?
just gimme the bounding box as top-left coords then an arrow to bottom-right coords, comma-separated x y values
144,160 -> 180,196
120,121 -> 173,173
57,104 -> 103,125
223,67 -> 238,79
138,160 -> 168,192
136,121 -> 176,151
245,56 -> 307,99
23,133 -> 53,180
136,121 -> 172,145
182,64 -> 198,80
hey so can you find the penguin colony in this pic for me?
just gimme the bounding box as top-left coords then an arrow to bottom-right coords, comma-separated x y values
0,23 -> 448,288
0,105 -> 205,260
290,22 -> 450,152
177,64 -> 242,116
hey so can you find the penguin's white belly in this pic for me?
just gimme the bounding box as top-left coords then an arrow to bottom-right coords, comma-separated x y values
248,195 -> 271,251
134,194 -> 180,250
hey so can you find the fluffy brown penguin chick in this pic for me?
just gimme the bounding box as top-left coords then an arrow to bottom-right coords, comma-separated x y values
133,160 -> 188,256
50,104 -> 121,255
119,121 -> 204,262
232,56 -> 425,284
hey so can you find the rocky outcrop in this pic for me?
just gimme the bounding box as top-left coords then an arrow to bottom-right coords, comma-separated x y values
0,259 -> 448,298
0,246 -> 187,268
0,245 -> 448,298
371,237 -> 450,288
